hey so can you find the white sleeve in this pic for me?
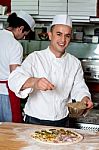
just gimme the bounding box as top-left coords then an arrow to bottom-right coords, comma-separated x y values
8,53 -> 35,98
8,66 -> 33,98
70,62 -> 91,101
9,42 -> 23,65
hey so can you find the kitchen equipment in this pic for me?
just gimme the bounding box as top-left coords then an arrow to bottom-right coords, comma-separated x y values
38,32 -> 49,41
69,109 -> 99,129
73,31 -> 83,41
94,28 -> 99,36
83,35 -> 93,43
81,59 -> 99,81
75,123 -> 99,132
81,59 -> 99,110
34,27 -> 48,40
0,5 -> 7,15
92,36 -> 98,43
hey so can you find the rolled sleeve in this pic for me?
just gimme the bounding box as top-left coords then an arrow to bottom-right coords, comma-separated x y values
8,67 -> 33,98
16,88 -> 33,98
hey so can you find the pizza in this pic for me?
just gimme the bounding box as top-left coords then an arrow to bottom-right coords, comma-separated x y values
31,128 -> 83,145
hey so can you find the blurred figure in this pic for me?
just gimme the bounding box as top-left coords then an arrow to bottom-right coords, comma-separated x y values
0,10 -> 35,122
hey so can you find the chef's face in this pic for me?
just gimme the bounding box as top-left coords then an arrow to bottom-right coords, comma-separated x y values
48,24 -> 72,57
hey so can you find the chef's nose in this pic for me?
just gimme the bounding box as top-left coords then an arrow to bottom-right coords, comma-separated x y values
61,35 -> 66,42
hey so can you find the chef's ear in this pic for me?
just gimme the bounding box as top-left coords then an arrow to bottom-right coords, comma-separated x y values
19,26 -> 24,32
47,31 -> 52,41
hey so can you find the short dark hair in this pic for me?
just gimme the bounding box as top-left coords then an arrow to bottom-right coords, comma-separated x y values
50,25 -> 55,32
7,12 -> 31,32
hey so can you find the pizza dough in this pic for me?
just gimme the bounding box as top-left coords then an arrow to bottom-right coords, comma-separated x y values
31,128 -> 83,145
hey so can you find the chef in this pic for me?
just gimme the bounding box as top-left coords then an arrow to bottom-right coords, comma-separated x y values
0,10 -> 35,122
8,14 -> 93,127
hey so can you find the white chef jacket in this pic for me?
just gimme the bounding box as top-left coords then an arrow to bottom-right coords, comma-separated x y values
8,47 -> 91,121
0,29 -> 23,95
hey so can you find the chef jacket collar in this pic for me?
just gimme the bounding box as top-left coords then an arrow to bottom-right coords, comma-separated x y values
48,46 -> 67,60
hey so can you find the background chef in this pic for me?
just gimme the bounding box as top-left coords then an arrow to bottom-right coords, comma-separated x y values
0,10 -> 35,122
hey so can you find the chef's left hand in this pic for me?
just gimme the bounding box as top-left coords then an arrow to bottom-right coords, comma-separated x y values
81,96 -> 93,109
81,96 -> 93,117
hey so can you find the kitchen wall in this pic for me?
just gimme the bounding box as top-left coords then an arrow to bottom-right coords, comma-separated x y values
0,0 -> 99,44
0,0 -> 97,18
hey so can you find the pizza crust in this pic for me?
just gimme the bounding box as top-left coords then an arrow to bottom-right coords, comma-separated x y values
31,128 -> 83,145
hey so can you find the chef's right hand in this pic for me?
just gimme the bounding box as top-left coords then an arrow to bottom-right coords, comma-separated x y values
34,77 -> 55,91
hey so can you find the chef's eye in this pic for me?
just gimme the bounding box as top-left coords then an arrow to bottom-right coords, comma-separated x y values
65,34 -> 71,38
57,32 -> 61,36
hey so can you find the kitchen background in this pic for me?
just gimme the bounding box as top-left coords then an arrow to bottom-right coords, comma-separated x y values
1,0 -> 99,127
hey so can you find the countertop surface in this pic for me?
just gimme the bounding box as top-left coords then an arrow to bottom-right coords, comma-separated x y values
0,122 -> 99,150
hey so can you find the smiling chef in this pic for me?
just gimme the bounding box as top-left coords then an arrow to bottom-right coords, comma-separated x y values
8,14 -> 93,127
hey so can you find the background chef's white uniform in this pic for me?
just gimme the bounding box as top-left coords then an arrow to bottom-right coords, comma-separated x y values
0,29 -> 23,95
8,47 -> 91,121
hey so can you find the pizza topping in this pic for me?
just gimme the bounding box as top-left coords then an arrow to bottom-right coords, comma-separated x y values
31,128 -> 82,144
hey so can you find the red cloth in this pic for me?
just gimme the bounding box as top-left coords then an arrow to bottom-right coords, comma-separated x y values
0,80 -> 22,122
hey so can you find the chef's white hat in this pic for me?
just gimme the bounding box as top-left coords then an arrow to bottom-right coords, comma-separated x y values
17,10 -> 35,29
51,14 -> 72,28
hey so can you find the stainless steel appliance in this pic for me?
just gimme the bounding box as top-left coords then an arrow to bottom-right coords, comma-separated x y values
75,123 -> 99,131
81,59 -> 99,109
81,59 -> 99,81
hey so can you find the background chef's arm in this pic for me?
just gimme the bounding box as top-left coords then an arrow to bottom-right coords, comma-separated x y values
10,64 -> 21,72
9,42 -> 23,73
